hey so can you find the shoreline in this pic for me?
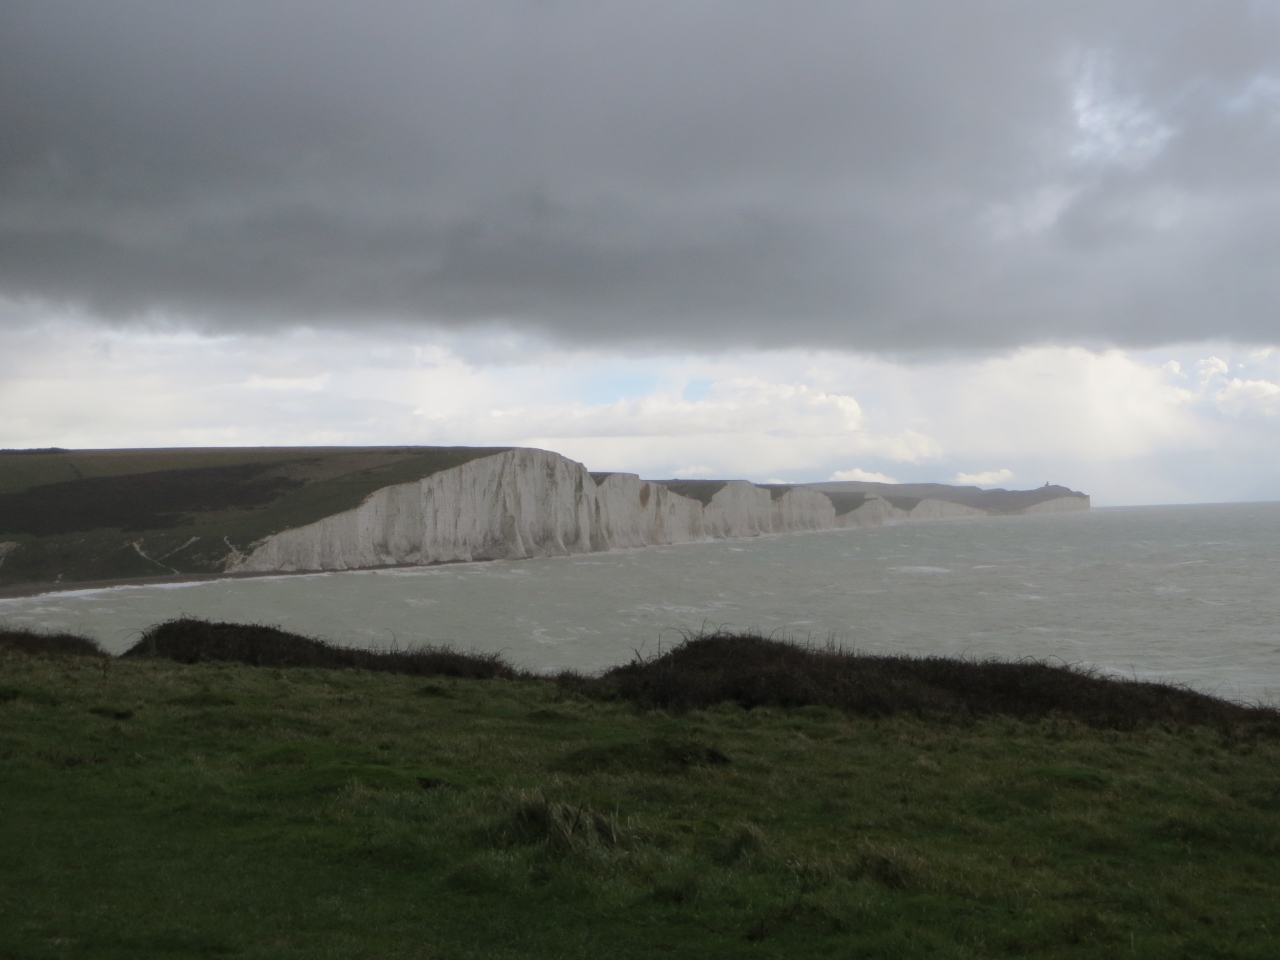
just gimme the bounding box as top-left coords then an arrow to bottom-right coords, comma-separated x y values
0,561 -> 484,601
0,516 -> 980,601
0,509 -> 1072,601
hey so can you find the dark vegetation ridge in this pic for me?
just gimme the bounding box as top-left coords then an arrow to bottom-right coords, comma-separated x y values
7,619 -> 1274,734
571,631 -> 1277,734
120,618 -> 515,680
0,626 -> 105,658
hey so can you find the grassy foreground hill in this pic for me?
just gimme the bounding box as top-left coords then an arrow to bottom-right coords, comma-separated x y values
0,446 -> 508,588
2,623 -> 1278,959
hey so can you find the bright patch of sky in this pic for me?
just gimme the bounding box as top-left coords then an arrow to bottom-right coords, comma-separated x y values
1070,52 -> 1175,169
829,468 -> 898,484
954,469 -> 1014,487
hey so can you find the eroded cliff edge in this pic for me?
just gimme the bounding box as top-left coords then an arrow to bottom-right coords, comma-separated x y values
231,448 -> 1089,574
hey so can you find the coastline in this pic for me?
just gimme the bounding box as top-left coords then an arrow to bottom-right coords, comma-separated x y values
0,568 -> 326,600
4,505 -> 1277,702
0,514 -> 1001,600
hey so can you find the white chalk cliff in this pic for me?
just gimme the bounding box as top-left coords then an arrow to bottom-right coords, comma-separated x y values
230,448 -> 1088,574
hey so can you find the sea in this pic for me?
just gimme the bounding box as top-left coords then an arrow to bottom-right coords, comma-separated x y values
4,502 -> 1279,703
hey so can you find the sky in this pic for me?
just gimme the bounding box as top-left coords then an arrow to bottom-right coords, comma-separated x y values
3,1 -> 1280,505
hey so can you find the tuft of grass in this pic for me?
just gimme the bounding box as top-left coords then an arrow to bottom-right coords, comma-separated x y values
499,790 -> 623,855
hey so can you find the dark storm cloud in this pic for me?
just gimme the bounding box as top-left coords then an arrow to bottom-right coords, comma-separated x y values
2,1 -> 1280,350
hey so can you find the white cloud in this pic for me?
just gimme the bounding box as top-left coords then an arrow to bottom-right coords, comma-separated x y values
913,347 -> 1197,461
954,468 -> 1014,486
243,375 -> 329,393
1198,356 -> 1229,378
1214,377 -> 1280,417
4,309 -> 1280,505
829,468 -> 898,483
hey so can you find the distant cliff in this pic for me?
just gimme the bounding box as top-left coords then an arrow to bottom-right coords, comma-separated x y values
232,448 -> 1089,574
803,480 -> 1090,515
0,445 -> 1088,588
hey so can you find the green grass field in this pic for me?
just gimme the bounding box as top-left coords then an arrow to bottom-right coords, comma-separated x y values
3,629 -> 1279,959
0,446 -> 508,588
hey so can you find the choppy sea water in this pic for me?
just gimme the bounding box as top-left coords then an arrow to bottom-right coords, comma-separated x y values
4,503 -> 1280,702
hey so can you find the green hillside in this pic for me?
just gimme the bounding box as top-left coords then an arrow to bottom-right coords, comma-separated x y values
0,447 -> 508,589
3,624 -> 1278,958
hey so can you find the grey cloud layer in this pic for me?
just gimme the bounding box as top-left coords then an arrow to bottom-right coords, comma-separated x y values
3,1 -> 1279,349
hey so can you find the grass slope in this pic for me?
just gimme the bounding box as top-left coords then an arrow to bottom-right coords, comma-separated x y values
2,624 -> 1278,958
0,446 -> 509,588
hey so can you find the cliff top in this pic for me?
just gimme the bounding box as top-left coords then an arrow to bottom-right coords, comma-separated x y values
0,445 -> 510,586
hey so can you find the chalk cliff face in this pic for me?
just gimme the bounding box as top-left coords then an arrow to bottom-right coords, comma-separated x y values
235,448 -> 597,572
1014,495 -> 1090,515
231,448 -> 1088,574
770,487 -> 838,532
592,472 -> 703,548
901,499 -> 988,521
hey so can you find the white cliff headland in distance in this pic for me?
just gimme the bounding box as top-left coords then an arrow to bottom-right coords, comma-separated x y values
231,448 -> 1089,574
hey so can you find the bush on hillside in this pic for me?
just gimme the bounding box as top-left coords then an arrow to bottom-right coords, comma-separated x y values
123,617 -> 516,680
559,630 -> 1280,733
0,627 -> 104,657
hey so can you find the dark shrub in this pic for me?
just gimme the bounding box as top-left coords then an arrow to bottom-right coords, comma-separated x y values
0,627 -> 104,657
123,617 -> 517,679
565,631 -> 1280,733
